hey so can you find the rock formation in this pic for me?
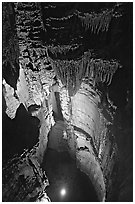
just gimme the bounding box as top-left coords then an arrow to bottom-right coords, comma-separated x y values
2,2 -> 132,202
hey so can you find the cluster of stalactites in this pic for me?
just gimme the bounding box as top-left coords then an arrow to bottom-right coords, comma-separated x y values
47,44 -> 82,57
50,52 -> 121,96
45,4 -> 122,35
86,58 -> 121,85
78,9 -> 113,33
77,3 -> 122,33
51,58 -> 83,96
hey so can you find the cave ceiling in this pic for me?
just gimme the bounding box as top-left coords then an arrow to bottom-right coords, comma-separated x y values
2,2 -> 133,202
39,2 -> 132,61
2,2 -> 133,95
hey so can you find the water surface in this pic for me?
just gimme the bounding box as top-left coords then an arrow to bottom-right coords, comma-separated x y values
42,148 -> 98,202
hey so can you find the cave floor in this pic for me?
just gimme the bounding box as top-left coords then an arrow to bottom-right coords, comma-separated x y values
42,95 -> 133,202
42,91 -> 99,202
42,148 -> 98,202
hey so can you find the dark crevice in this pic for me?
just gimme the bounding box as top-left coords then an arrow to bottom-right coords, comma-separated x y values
77,146 -> 89,151
2,61 -> 20,90
74,125 -> 98,158
52,91 -> 63,121
2,103 -> 40,165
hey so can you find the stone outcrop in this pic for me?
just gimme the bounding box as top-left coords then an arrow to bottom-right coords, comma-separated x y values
3,79 -> 20,119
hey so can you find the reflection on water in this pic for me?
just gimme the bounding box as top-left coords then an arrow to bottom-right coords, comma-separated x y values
43,89 -> 98,201
42,148 -> 98,202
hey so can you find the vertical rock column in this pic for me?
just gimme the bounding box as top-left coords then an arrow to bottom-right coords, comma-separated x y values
3,3 -> 55,201
59,80 -> 76,157
14,2 -> 56,164
58,77 -> 117,201
71,81 -> 106,201
70,80 -> 118,201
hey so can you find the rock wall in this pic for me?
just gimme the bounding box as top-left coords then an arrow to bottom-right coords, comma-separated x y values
2,144 -> 50,202
2,3 -> 56,201
2,3 -> 20,90
58,81 -> 76,157
59,78 -> 118,201
2,2 -> 121,202
2,61 -> 56,201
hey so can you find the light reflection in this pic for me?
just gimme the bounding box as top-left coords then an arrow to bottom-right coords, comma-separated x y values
60,188 -> 66,197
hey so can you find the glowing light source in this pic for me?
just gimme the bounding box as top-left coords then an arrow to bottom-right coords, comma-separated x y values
60,188 -> 66,196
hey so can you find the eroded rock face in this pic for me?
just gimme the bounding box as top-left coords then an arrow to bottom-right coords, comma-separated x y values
2,3 -> 56,199
2,145 -> 50,202
3,79 -> 20,119
58,78 -> 118,201
3,60 -> 118,201
2,63 -> 55,201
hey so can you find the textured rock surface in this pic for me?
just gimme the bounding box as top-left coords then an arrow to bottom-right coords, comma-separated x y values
2,3 -> 55,201
57,79 -> 117,201
2,2 -> 132,202
2,145 -> 50,202
71,81 -> 103,200
3,79 -> 20,119
48,121 -> 68,152
48,76 -> 118,201
2,75 -> 54,201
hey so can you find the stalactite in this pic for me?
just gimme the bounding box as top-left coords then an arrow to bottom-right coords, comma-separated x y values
108,72 -> 113,85
49,49 -> 121,96
78,6 -> 121,34
47,44 -> 82,57
106,73 -> 109,84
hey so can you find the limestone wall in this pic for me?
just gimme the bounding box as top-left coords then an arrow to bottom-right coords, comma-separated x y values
2,144 -> 50,202
59,80 -> 118,201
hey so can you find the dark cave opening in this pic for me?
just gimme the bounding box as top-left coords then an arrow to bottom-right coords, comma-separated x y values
2,102 -> 40,165
51,91 -> 63,121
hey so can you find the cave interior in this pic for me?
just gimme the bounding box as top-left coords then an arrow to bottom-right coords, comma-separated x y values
2,2 -> 133,202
